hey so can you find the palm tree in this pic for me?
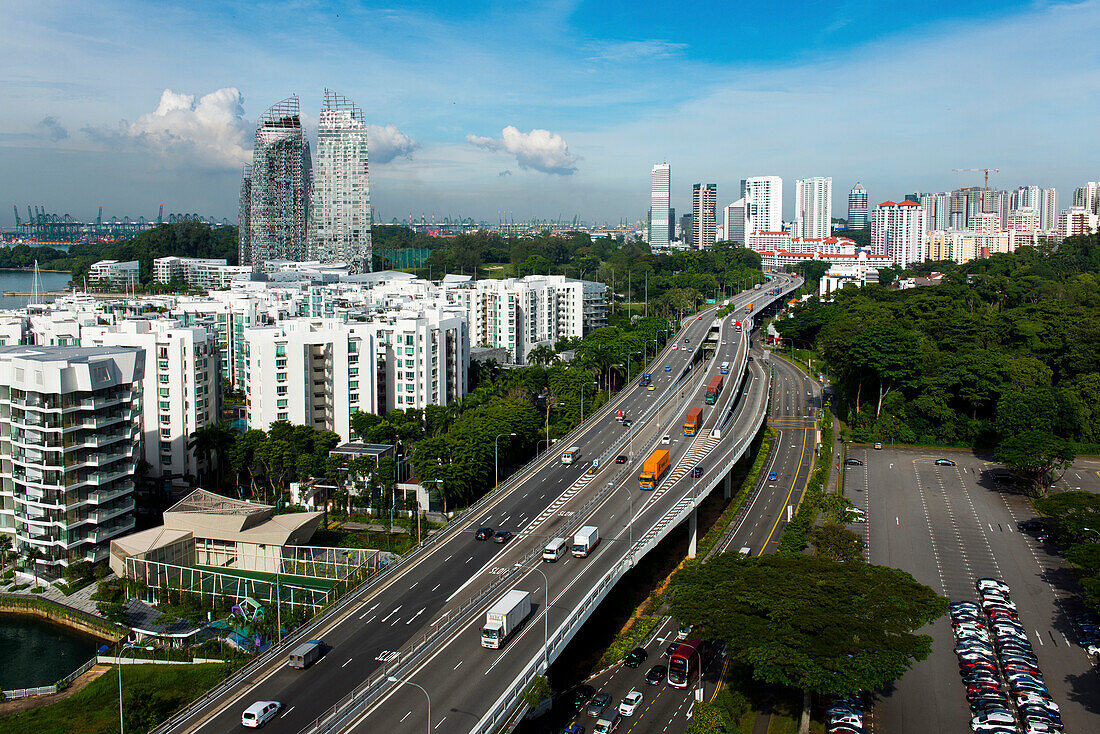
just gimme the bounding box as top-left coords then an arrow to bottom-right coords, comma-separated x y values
188,423 -> 237,488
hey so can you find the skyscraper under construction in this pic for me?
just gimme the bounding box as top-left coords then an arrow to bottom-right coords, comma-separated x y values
308,89 -> 372,273
240,96 -> 311,269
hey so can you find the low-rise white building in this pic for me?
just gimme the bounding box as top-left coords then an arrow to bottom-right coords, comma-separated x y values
88,260 -> 139,291
154,257 -> 252,290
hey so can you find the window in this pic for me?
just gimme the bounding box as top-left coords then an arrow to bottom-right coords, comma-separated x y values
349,381 -> 358,389
158,388 -> 170,397
277,399 -> 287,408
276,386 -> 287,396
349,393 -> 358,403
158,375 -> 169,383
159,401 -> 170,410
349,368 -> 358,376
160,428 -> 171,437
276,359 -> 286,369
277,412 -> 288,421
275,345 -> 286,357
276,373 -> 287,381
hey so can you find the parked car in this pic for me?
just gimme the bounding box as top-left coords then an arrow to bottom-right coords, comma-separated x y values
475,526 -> 493,540
935,458 -> 957,466
873,442 -> 882,449
844,458 -> 864,466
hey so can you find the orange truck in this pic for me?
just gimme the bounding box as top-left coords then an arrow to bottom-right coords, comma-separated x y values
639,449 -> 671,490
745,302 -> 755,313
683,407 -> 703,436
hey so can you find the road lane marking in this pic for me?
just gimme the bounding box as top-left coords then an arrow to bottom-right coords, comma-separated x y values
379,605 -> 402,623
406,607 -> 426,625
435,715 -> 447,729
280,706 -> 295,717
431,583 -> 441,592
453,661 -> 462,670
400,711 -> 411,722
342,658 -> 354,668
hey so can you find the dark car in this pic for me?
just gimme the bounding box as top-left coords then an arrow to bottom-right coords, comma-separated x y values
645,664 -> 667,685
571,685 -> 596,711
691,466 -> 704,478
615,455 -> 628,464
475,526 -> 493,540
586,693 -> 611,718
622,419 -> 633,428
664,642 -> 680,658
664,365 -> 672,371
624,647 -> 648,668
844,458 -> 864,466
935,458 -> 957,466
492,530 -> 513,544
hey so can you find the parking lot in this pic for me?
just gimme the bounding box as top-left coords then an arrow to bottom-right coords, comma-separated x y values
843,446 -> 1100,733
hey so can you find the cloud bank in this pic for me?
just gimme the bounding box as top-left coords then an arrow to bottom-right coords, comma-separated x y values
367,123 -> 419,164
83,87 -> 251,170
36,116 -> 68,142
467,126 -> 578,175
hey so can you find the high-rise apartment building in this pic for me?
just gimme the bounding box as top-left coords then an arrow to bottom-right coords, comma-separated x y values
692,183 -> 717,249
308,89 -> 372,274
1073,182 -> 1100,215
82,321 -> 220,488
743,176 -> 783,235
650,163 -> 671,248
0,346 -> 143,571
795,177 -> 832,239
847,183 -> 869,230
723,199 -> 746,244
872,200 -> 926,269
242,96 -> 312,268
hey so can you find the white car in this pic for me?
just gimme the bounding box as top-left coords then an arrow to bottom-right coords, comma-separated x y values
1015,695 -> 1058,711
977,578 -> 1010,592
829,712 -> 863,727
661,435 -> 671,444
1024,722 -> 1062,734
242,700 -> 282,728
619,690 -> 643,716
1085,643 -> 1100,656
972,711 -> 1016,728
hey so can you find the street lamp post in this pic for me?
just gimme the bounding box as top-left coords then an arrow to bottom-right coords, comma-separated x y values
387,676 -> 431,734
494,433 -> 517,490
580,383 -> 596,423
517,563 -> 551,672
118,642 -> 155,734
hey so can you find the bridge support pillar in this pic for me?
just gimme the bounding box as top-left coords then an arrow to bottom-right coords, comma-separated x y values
687,508 -> 698,558
723,471 -> 733,499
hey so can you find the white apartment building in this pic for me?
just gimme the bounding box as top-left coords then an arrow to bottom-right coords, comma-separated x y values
444,275 -> 606,365
88,260 -> 139,291
747,231 -> 792,250
0,346 -> 143,571
1058,206 -> 1099,240
871,200 -> 926,268
756,249 -> 892,272
820,254 -> 882,295
1007,207 -> 1040,232
795,177 -> 832,239
692,183 -> 717,249
154,257 -> 252,290
743,176 -> 783,236
1073,182 -> 1100,214
243,309 -> 467,439
650,163 -> 671,248
81,320 -> 220,487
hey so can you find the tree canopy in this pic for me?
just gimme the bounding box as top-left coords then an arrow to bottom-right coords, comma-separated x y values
667,554 -> 947,697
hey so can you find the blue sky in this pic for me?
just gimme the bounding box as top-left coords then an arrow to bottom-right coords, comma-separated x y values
1,0 -> 1098,226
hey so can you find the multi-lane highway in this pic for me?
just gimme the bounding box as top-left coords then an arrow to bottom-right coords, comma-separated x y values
156,276 -> 800,734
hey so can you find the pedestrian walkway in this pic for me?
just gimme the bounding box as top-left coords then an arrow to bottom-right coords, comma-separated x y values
0,573 -> 109,615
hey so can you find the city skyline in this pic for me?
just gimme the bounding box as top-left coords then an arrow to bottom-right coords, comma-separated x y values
2,1 -> 1098,225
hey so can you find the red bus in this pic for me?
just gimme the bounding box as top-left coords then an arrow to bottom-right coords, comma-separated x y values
668,638 -> 703,688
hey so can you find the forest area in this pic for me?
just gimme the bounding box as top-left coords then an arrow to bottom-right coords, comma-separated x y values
776,233 -> 1100,491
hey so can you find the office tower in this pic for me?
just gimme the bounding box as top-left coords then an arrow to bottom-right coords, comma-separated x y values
309,89 -> 372,273
796,177 -> 832,239
680,214 -> 692,244
724,198 -> 746,244
82,321 -> 220,488
744,176 -> 783,235
872,199 -> 926,269
919,192 -> 949,231
650,163 -> 671,248
669,208 -> 676,243
238,165 -> 251,266
739,179 -> 748,199
245,96 -> 312,268
692,183 -> 717,249
847,183 -> 869,230
0,346 -> 143,570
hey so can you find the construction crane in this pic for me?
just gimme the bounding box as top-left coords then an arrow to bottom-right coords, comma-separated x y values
953,168 -> 1000,189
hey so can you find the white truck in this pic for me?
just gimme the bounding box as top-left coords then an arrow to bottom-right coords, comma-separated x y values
481,589 -> 532,649
571,526 -> 600,557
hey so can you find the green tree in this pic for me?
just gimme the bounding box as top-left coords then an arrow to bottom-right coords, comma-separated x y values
684,701 -> 735,734
187,422 -> 237,488
994,430 -> 1075,497
667,554 -> 947,699
810,524 -> 865,563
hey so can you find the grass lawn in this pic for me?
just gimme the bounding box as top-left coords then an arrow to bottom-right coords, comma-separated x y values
2,663 -> 227,734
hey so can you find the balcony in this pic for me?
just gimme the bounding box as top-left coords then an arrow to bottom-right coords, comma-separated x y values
68,469 -> 132,492
85,483 -> 133,505
86,499 -> 135,525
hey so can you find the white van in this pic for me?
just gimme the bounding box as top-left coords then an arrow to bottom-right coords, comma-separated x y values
242,700 -> 281,728
543,537 -> 567,562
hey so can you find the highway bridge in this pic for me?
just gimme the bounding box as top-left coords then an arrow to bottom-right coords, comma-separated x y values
153,275 -> 803,734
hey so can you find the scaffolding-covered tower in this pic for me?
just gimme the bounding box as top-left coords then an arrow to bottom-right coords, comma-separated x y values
244,96 -> 311,269
238,164 -> 252,267
308,89 -> 372,274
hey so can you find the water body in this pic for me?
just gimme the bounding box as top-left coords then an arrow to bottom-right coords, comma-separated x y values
0,614 -> 106,689
0,269 -> 73,310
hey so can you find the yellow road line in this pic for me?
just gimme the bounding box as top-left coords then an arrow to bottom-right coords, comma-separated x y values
758,426 -> 810,555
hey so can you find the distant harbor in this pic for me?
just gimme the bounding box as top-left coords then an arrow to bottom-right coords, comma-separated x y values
0,270 -> 73,309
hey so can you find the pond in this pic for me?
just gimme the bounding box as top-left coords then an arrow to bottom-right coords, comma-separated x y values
0,613 -> 107,689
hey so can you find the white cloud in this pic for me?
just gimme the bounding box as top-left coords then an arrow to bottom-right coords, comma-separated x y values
367,123 -> 419,164
466,126 -> 578,175
83,87 -> 251,170
586,40 -> 688,63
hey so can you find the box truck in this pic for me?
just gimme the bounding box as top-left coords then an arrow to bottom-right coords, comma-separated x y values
481,589 -> 532,649
572,526 -> 600,557
287,640 -> 323,669
683,407 -> 703,436
705,375 -> 724,405
639,449 -> 670,490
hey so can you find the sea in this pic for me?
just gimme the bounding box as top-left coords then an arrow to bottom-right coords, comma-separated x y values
0,269 -> 74,310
